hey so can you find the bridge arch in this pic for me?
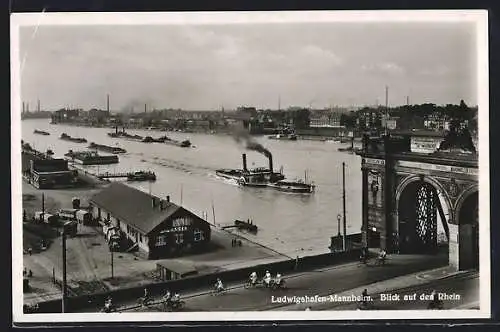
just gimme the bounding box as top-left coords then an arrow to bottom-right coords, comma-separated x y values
395,174 -> 453,254
454,186 -> 479,270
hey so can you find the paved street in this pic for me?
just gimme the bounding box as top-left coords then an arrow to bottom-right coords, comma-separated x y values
75,251 -> 453,312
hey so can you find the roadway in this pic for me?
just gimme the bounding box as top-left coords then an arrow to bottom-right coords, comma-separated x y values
74,252 -> 453,312
272,270 -> 479,311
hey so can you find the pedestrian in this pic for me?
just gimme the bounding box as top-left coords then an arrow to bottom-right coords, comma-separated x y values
28,247 -> 32,256
23,268 -> 27,276
28,270 -> 33,278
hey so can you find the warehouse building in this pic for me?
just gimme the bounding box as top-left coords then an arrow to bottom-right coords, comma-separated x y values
89,182 -> 211,259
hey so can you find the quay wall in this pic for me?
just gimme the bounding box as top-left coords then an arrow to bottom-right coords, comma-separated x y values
32,249 -> 361,313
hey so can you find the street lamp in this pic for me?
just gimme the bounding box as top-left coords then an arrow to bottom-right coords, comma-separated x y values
337,214 -> 342,237
60,221 -> 72,313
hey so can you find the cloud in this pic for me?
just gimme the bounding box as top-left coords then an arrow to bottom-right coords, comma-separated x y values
300,45 -> 343,65
417,65 -> 453,77
361,62 -> 405,75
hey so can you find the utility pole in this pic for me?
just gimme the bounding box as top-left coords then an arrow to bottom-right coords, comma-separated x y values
110,249 -> 114,279
342,162 -> 347,251
61,226 -> 67,313
385,85 -> 389,135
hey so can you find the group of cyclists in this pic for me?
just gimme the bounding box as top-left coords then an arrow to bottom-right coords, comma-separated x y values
102,288 -> 183,312
247,270 -> 285,289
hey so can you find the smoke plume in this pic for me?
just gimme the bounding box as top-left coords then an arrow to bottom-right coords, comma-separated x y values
232,128 -> 272,158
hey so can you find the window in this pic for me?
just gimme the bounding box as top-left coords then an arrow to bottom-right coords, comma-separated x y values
156,235 -> 167,247
175,233 -> 184,245
193,229 -> 204,242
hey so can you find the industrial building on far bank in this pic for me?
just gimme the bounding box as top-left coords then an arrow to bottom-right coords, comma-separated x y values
89,182 -> 211,259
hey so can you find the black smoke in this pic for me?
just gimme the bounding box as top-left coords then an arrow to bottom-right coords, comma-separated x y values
232,128 -> 272,158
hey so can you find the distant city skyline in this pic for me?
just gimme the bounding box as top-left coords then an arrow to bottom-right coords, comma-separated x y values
17,16 -> 478,111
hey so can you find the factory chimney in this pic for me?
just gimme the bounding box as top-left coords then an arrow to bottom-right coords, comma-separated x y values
37,99 -> 40,112
242,153 -> 248,172
268,154 -> 273,173
107,94 -> 110,113
22,102 -> 25,114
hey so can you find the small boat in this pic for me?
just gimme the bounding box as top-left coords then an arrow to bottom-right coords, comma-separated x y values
34,129 -> 50,135
127,171 -> 156,182
268,133 -> 298,141
164,138 -> 192,148
234,219 -> 258,233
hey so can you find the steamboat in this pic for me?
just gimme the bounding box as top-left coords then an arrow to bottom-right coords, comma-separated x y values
216,153 -> 285,185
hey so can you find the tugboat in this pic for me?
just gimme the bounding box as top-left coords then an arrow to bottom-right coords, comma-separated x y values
34,129 -> 50,135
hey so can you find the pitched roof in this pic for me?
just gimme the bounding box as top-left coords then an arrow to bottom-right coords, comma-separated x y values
89,182 -> 181,234
156,259 -> 198,276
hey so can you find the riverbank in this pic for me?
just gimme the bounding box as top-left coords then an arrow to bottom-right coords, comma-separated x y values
21,181 -> 288,306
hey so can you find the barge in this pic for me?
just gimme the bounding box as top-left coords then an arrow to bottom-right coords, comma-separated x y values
60,133 -> 87,143
64,150 -> 119,165
88,142 -> 127,154
266,179 -> 315,193
34,129 -> 50,135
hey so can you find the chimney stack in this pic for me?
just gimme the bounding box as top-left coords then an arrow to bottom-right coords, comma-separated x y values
22,102 -> 25,114
107,94 -> 110,113
37,99 -> 40,112
242,153 -> 248,172
268,154 -> 273,173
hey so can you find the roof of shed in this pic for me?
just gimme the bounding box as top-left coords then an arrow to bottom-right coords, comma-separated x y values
89,182 -> 182,234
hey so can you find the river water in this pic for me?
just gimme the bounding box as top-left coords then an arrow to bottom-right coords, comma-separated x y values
21,119 -> 363,257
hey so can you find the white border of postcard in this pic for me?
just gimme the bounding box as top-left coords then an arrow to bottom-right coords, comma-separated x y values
11,10 -> 490,323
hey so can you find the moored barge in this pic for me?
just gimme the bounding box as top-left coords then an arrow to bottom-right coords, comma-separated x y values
60,133 -> 87,143
34,129 -> 50,135
88,142 -> 126,154
64,150 -> 119,165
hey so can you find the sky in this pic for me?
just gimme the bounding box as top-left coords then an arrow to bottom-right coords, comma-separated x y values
18,21 -> 478,111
